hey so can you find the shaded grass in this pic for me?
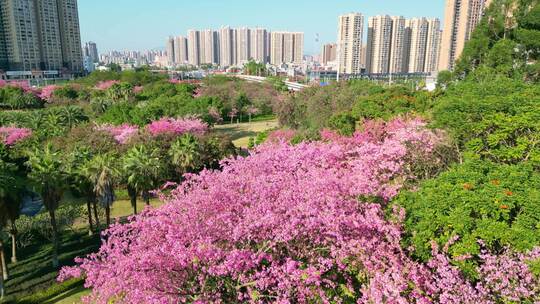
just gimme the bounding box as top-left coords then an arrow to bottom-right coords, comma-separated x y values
1,198 -> 163,303
1,231 -> 101,303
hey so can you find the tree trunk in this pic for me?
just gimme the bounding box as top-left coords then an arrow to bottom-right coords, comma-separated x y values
86,201 -> 94,236
92,200 -> 100,230
49,209 -> 60,268
0,257 -> 4,300
128,186 -> 137,215
9,222 -> 17,264
105,204 -> 111,227
0,241 -> 7,280
143,191 -> 150,206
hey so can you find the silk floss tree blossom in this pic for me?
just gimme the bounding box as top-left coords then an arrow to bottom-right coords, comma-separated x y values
94,124 -> 139,145
145,117 -> 208,137
94,80 -> 120,91
59,118 -> 540,303
0,127 -> 32,146
39,85 -> 59,102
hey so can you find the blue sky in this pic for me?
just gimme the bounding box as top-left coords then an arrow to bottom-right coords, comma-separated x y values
79,0 -> 445,54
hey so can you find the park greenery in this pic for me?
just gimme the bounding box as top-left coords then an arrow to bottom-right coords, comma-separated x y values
0,0 -> 540,302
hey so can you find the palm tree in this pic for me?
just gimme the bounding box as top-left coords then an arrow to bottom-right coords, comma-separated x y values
67,148 -> 97,235
0,160 -> 22,265
0,160 -> 17,287
82,154 -> 119,226
119,83 -> 134,102
123,145 -> 163,213
26,144 -> 66,268
59,106 -> 88,129
168,134 -> 201,178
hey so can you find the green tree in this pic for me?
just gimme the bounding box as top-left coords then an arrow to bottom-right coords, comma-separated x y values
395,161 -> 540,278
328,113 -> 357,136
236,93 -> 250,122
123,145 -> 163,213
67,147 -> 98,234
0,160 -> 22,265
82,154 -> 119,226
436,70 -> 454,90
244,60 -> 267,76
168,134 -> 201,178
26,144 -> 67,268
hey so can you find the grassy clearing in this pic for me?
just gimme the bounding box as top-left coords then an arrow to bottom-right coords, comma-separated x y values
214,118 -> 279,148
1,198 -> 163,304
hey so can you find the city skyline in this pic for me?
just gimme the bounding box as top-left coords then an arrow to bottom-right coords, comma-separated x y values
78,0 -> 446,54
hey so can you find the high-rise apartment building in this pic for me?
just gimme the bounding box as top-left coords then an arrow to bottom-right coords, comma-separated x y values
321,43 -> 337,66
174,36 -> 188,65
389,16 -> 407,73
56,0 -> 83,72
337,13 -> 364,74
282,32 -> 294,63
425,19 -> 442,73
439,0 -> 493,71
407,18 -> 429,73
187,29 -> 200,66
200,29 -> 217,65
270,32 -> 284,65
270,31 -> 303,65
237,27 -> 250,65
167,27 -> 300,68
292,32 -> 303,64
0,0 -> 83,74
84,41 -> 98,63
250,28 -> 267,63
166,36 -> 175,65
366,15 -> 393,74
219,27 -> 235,67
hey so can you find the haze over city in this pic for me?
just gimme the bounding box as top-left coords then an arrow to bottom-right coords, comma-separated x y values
79,0 -> 446,53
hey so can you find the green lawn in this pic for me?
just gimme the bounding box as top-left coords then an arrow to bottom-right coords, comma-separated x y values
1,198 -> 162,304
214,118 -> 278,148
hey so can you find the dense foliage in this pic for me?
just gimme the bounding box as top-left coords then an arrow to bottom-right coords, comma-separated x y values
277,80 -> 434,132
396,161 -> 540,276
60,119 -> 540,303
433,70 -> 540,167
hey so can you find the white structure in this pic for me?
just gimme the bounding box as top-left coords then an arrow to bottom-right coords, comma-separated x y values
337,13 -> 364,74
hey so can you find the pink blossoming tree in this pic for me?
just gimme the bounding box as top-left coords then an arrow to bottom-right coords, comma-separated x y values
94,80 -> 120,91
39,85 -> 59,102
58,118 -> 539,303
94,124 -> 139,145
145,117 -> 208,137
0,127 -> 32,146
